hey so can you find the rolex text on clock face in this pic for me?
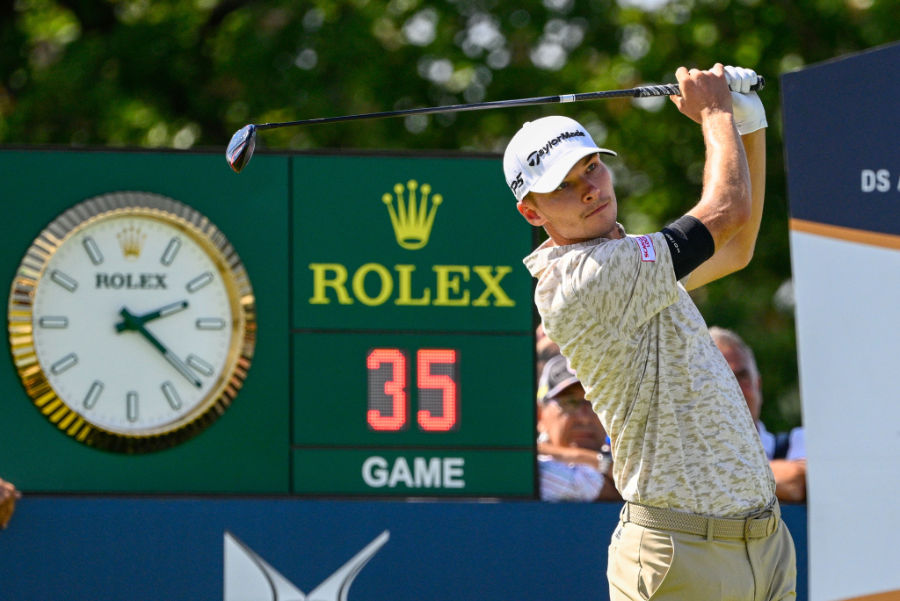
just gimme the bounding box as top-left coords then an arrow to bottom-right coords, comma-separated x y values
9,192 -> 255,452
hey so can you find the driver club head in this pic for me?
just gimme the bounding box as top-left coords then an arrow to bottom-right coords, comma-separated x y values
226,124 -> 257,173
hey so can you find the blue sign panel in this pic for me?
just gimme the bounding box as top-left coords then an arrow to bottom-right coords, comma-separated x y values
0,497 -> 808,601
782,42 -> 900,236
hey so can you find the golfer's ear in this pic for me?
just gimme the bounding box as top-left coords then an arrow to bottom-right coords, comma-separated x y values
517,199 -> 545,226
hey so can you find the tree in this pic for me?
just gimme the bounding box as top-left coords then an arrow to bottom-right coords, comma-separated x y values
4,0 -> 899,429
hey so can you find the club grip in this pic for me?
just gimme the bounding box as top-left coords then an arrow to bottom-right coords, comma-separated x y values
745,75 -> 766,92
726,75 -> 766,93
635,75 -> 765,98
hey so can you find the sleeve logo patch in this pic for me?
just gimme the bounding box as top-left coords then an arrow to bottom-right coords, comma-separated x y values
636,235 -> 656,262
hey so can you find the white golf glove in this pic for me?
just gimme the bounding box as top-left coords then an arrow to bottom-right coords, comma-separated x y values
724,65 -> 767,135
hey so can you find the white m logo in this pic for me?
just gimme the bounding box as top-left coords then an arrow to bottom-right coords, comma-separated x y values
223,530 -> 390,601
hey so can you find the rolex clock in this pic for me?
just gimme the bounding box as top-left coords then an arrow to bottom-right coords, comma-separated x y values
7,192 -> 256,453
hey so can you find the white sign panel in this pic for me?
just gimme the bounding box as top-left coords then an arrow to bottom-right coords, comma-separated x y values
783,43 -> 900,601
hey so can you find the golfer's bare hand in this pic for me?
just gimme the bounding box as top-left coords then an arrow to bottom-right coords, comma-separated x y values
0,477 -> 22,529
670,63 -> 733,125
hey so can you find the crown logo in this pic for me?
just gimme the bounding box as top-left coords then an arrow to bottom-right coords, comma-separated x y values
117,225 -> 146,260
382,180 -> 442,250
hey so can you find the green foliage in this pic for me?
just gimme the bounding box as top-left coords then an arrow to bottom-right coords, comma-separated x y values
4,0 -> 899,430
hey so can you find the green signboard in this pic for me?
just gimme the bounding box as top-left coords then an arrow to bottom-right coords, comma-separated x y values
0,148 -> 535,498
292,449 -> 534,496
293,155 -> 530,331
290,154 -> 534,495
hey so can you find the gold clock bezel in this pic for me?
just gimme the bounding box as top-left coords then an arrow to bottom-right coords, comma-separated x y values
7,191 -> 256,453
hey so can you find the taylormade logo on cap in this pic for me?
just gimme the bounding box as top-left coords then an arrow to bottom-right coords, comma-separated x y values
526,130 -> 587,166
503,116 -> 616,202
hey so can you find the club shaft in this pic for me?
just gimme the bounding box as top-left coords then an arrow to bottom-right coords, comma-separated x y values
229,76 -> 763,172
254,84 -> 686,131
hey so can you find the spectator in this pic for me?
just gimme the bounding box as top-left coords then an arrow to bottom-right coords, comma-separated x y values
710,326 -> 807,503
0,476 -> 21,529
536,355 -> 620,502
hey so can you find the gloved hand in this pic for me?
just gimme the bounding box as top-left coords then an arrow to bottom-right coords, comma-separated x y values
724,65 -> 767,135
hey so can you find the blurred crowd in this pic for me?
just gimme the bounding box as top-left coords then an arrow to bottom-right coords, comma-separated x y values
534,323 -> 806,504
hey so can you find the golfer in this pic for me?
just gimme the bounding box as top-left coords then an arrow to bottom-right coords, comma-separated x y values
504,64 -> 796,599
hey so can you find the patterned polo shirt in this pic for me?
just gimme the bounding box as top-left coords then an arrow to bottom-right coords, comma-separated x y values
524,228 -> 775,518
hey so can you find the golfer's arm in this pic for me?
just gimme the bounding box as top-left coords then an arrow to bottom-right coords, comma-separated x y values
683,127 -> 765,290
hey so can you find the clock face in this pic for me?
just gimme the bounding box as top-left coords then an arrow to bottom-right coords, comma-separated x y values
8,192 -> 256,453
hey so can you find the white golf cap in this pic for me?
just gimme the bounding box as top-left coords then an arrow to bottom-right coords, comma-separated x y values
503,116 -> 616,202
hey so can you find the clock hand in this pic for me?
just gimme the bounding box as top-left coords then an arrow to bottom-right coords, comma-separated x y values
114,300 -> 189,333
117,307 -> 202,388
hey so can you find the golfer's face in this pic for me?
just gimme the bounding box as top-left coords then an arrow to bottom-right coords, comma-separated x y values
529,154 -> 619,244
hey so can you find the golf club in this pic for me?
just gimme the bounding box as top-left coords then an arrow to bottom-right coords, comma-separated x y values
226,77 -> 764,173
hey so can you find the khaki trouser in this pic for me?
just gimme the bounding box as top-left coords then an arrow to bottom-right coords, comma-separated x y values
607,501 -> 797,600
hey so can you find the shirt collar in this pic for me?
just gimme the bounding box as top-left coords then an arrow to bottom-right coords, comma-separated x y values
523,223 -> 627,277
